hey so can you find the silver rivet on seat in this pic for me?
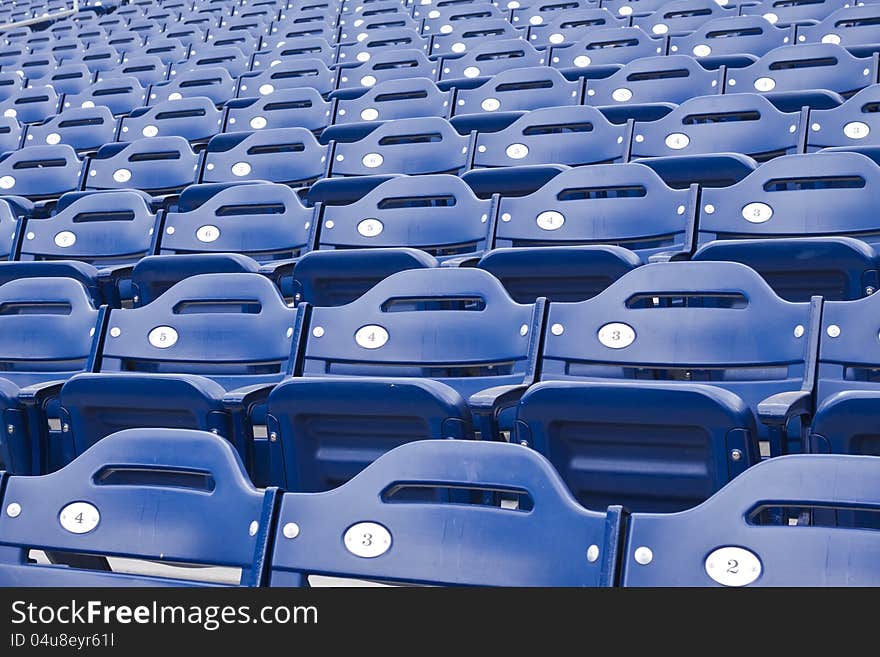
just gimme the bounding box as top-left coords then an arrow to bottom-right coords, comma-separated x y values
827,324 -> 841,338
283,522 -> 300,539
634,546 -> 653,565
6,503 -> 21,518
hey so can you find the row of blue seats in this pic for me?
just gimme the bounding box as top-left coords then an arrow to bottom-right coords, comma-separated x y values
0,261 -> 872,510
4,147 -> 880,301
3,427 -> 877,586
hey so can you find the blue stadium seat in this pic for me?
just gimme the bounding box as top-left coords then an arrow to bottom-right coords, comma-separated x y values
63,76 -> 148,116
741,0 -> 849,27
528,7 -> 626,49
59,272 -> 300,485
23,106 -> 115,154
119,96 -> 224,144
337,27 -> 430,64
182,45 -> 252,78
795,5 -> 880,57
584,55 -> 722,107
428,19 -> 520,58
271,267 -> 545,488
124,37 -> 189,64
66,45 -> 123,73
493,162 -> 694,261
0,144 -> 83,199
0,73 -> 24,104
0,428 -> 277,586
522,260 -> 816,465
668,16 -> 793,68
453,66 -> 582,117
150,66 -> 238,106
224,86 -> 333,133
104,31 -> 149,54
100,55 -> 172,87
335,77 -> 451,123
724,44 -> 875,109
250,37 -> 339,69
414,1 -> 509,29
439,39 -> 546,84
31,62 -> 95,96
202,127 -> 329,185
641,0 -> 739,37
0,116 -> 22,152
0,277 -> 102,474
130,253 -> 263,306
237,58 -> 338,97
806,84 -> 880,153
269,440 -> 622,586
602,0 -> 676,18
695,152 -> 880,301
263,20 -> 340,46
0,85 -> 61,124
84,136 -> 199,194
335,49 -> 438,90
621,455 -> 880,585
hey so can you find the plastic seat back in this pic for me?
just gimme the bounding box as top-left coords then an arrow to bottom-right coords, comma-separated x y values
585,55 -> 721,105
250,37 -> 338,69
796,5 -> 880,56
634,0 -> 737,37
24,107 -> 116,153
203,128 -> 328,185
0,116 -> 22,153
669,16 -> 791,64
550,26 -> 669,73
0,144 -> 82,199
429,19 -> 519,58
741,0 -> 849,26
337,28 -> 429,64
335,77 -> 451,123
439,39 -> 546,82
225,86 -> 332,133
528,8 -> 625,49
63,77 -> 148,116
0,86 -> 60,124
150,66 -> 237,106
454,66 -> 581,116
807,85 -> 880,150
336,49 -> 438,91
85,136 -> 199,194
120,96 -> 224,143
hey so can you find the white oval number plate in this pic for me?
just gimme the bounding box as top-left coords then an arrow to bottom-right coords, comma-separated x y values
54,230 -> 76,248
536,210 -> 565,231
704,546 -> 762,586
59,502 -> 100,534
344,522 -> 392,558
357,218 -> 384,237
355,325 -> 388,349
598,322 -> 636,349
149,326 -> 179,348
741,202 -> 773,224
196,225 -> 220,242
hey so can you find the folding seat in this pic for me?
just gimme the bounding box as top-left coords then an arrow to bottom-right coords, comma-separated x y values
0,45 -> 27,68
337,28 -> 430,64
527,7 -> 626,49
795,5 -> 880,57
329,117 -> 472,176
634,0 -> 738,37
237,58 -> 338,97
584,55 -> 721,107
602,0 -> 677,18
470,105 -> 629,169
179,45 -> 251,78
0,73 -> 23,106
0,428 -> 277,586
164,25 -> 210,48
23,106 -> 116,154
549,26 -> 668,77
335,49 -> 438,90
414,1 -> 509,31
202,128 -> 329,186
439,39 -> 546,84
0,145 -> 83,199
63,77 -> 148,116
58,272 -> 300,485
341,0 -> 413,26
123,37 -> 190,65
267,267 -> 545,490
338,9 -> 420,37
741,0 -> 849,26
99,55 -> 171,87
119,96 -> 224,144
8,54 -> 55,82
66,45 -> 124,74
269,440 -> 621,586
104,31 -> 148,54
453,66 -> 582,118
512,261 -> 817,513
510,0 -> 599,28
209,24 -> 270,49
69,25 -> 109,48
263,21 -> 340,46
16,190 -> 160,305
428,19 -> 520,58
334,78 -> 451,125
725,44 -> 875,109
224,86 -> 333,133
41,38 -> 81,61
668,16 -> 792,69
629,93 -> 802,186
693,152 -> 880,301
150,66 -> 238,106
0,116 -> 22,153
83,136 -> 199,195
806,84 -> 880,154
249,37 -> 338,70
27,62 -> 94,96
0,277 -> 102,474
156,182 -> 315,277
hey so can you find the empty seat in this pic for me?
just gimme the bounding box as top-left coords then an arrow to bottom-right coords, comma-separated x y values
0,428 -> 277,586
224,86 -> 333,133
695,152 -> 880,301
806,84 -> 880,152
59,273 -> 300,486
202,128 -> 328,185
429,19 -> 520,58
741,0 -> 849,26
621,455 -> 880,585
119,96 -> 224,143
634,0 -> 737,37
335,77 -> 451,124
239,58 -> 338,98
439,39 -> 546,83
182,45 -> 251,78
796,5 -> 880,57
602,0 -> 676,18
250,37 -> 339,69
63,76 -> 149,116
471,106 -> 629,169
269,267 -> 545,490
0,86 -> 61,124
550,26 -> 668,75
493,162 -> 693,261
0,277 -> 102,474
335,49 -> 438,91
669,16 -> 792,67
528,7 -> 626,49
0,116 -> 22,152
269,440 -> 620,586
584,55 -> 721,106
124,37 -> 190,64
150,66 -> 238,106
512,0 -> 599,28
100,55 -> 171,87
454,66 -> 582,117
66,45 -> 123,73
30,63 -> 95,96
0,144 -> 83,199
23,106 -> 116,154
337,28 -> 429,64
84,136 -> 199,194
330,117 -> 471,176
0,73 -> 24,104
